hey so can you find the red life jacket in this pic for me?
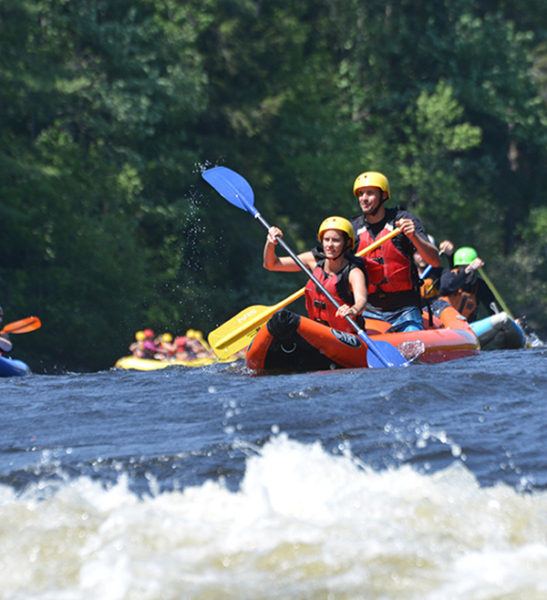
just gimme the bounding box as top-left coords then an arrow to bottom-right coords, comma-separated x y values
305,260 -> 364,333
356,225 -> 414,294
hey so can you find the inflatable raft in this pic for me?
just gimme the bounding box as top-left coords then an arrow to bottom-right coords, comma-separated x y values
470,312 -> 526,351
246,304 -> 479,372
0,355 -> 31,377
114,354 -> 239,371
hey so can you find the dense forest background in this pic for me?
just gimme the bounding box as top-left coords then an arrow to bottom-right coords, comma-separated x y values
1,0 -> 546,372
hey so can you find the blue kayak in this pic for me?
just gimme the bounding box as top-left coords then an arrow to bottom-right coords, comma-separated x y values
0,355 -> 31,377
470,312 -> 526,351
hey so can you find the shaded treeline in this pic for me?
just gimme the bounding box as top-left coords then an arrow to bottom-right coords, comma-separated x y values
0,0 -> 545,371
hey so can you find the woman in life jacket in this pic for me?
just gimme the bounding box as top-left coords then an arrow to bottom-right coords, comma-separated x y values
263,216 -> 368,333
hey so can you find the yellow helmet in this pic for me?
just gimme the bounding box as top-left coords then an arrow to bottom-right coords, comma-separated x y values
135,330 -> 145,341
353,171 -> 390,200
317,216 -> 355,250
161,332 -> 173,343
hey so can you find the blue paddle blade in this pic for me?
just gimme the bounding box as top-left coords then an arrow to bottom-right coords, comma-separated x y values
355,329 -> 408,368
202,167 -> 257,216
365,339 -> 409,368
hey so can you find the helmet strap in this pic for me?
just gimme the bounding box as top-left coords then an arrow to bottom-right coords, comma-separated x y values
369,193 -> 387,216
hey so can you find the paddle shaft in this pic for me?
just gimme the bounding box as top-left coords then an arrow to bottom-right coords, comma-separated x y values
264,226 -> 401,306
209,228 -> 400,356
255,213 -> 394,367
272,226 -> 401,303
478,268 -> 514,319
419,250 -> 445,295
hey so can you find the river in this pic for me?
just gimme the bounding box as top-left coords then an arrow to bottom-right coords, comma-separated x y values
2,347 -> 546,599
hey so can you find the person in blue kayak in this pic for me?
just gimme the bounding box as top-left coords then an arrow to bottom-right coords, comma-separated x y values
0,306 -> 14,354
350,171 -> 440,331
438,246 -> 498,322
263,216 -> 368,333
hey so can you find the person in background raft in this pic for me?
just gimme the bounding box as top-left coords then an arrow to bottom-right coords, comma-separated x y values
0,306 -> 14,354
264,216 -> 368,333
415,238 -> 455,301
438,246 -> 497,322
350,171 -> 440,332
129,330 -> 146,357
155,332 -> 176,360
138,328 -> 157,358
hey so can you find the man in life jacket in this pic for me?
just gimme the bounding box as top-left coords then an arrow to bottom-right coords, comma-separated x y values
263,216 -> 368,334
350,171 -> 440,331
438,246 -> 497,322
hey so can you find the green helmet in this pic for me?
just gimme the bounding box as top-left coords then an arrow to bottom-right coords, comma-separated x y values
453,246 -> 478,266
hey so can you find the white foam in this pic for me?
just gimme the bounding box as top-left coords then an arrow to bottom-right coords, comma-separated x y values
1,435 -> 546,599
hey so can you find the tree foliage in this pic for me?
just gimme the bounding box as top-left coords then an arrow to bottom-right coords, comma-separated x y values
0,0 -> 545,371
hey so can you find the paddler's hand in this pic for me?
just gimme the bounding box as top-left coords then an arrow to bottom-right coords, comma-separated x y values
336,304 -> 358,319
440,239 -> 454,255
0,335 -> 13,353
396,218 -> 416,240
267,226 -> 283,245
465,257 -> 484,273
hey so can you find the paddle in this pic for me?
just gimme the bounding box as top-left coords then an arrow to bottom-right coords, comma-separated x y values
478,268 -> 514,319
0,316 -> 41,335
202,166 -> 408,368
419,263 -> 434,281
207,228 -> 401,359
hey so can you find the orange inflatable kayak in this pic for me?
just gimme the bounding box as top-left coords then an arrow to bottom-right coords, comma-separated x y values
246,304 -> 479,372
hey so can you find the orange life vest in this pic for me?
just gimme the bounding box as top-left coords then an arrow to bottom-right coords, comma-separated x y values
420,276 -> 439,299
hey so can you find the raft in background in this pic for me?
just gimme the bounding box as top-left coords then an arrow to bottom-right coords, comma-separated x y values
246,304 -> 479,372
114,355 -> 239,371
0,355 -> 31,377
470,312 -> 526,351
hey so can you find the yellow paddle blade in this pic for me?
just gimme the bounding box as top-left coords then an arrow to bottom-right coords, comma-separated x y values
208,306 -> 269,359
208,288 -> 305,359
208,227 -> 402,359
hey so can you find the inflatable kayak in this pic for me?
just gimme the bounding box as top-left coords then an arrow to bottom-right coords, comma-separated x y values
246,304 -> 479,372
114,354 -> 239,371
0,355 -> 31,377
470,312 -> 526,351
